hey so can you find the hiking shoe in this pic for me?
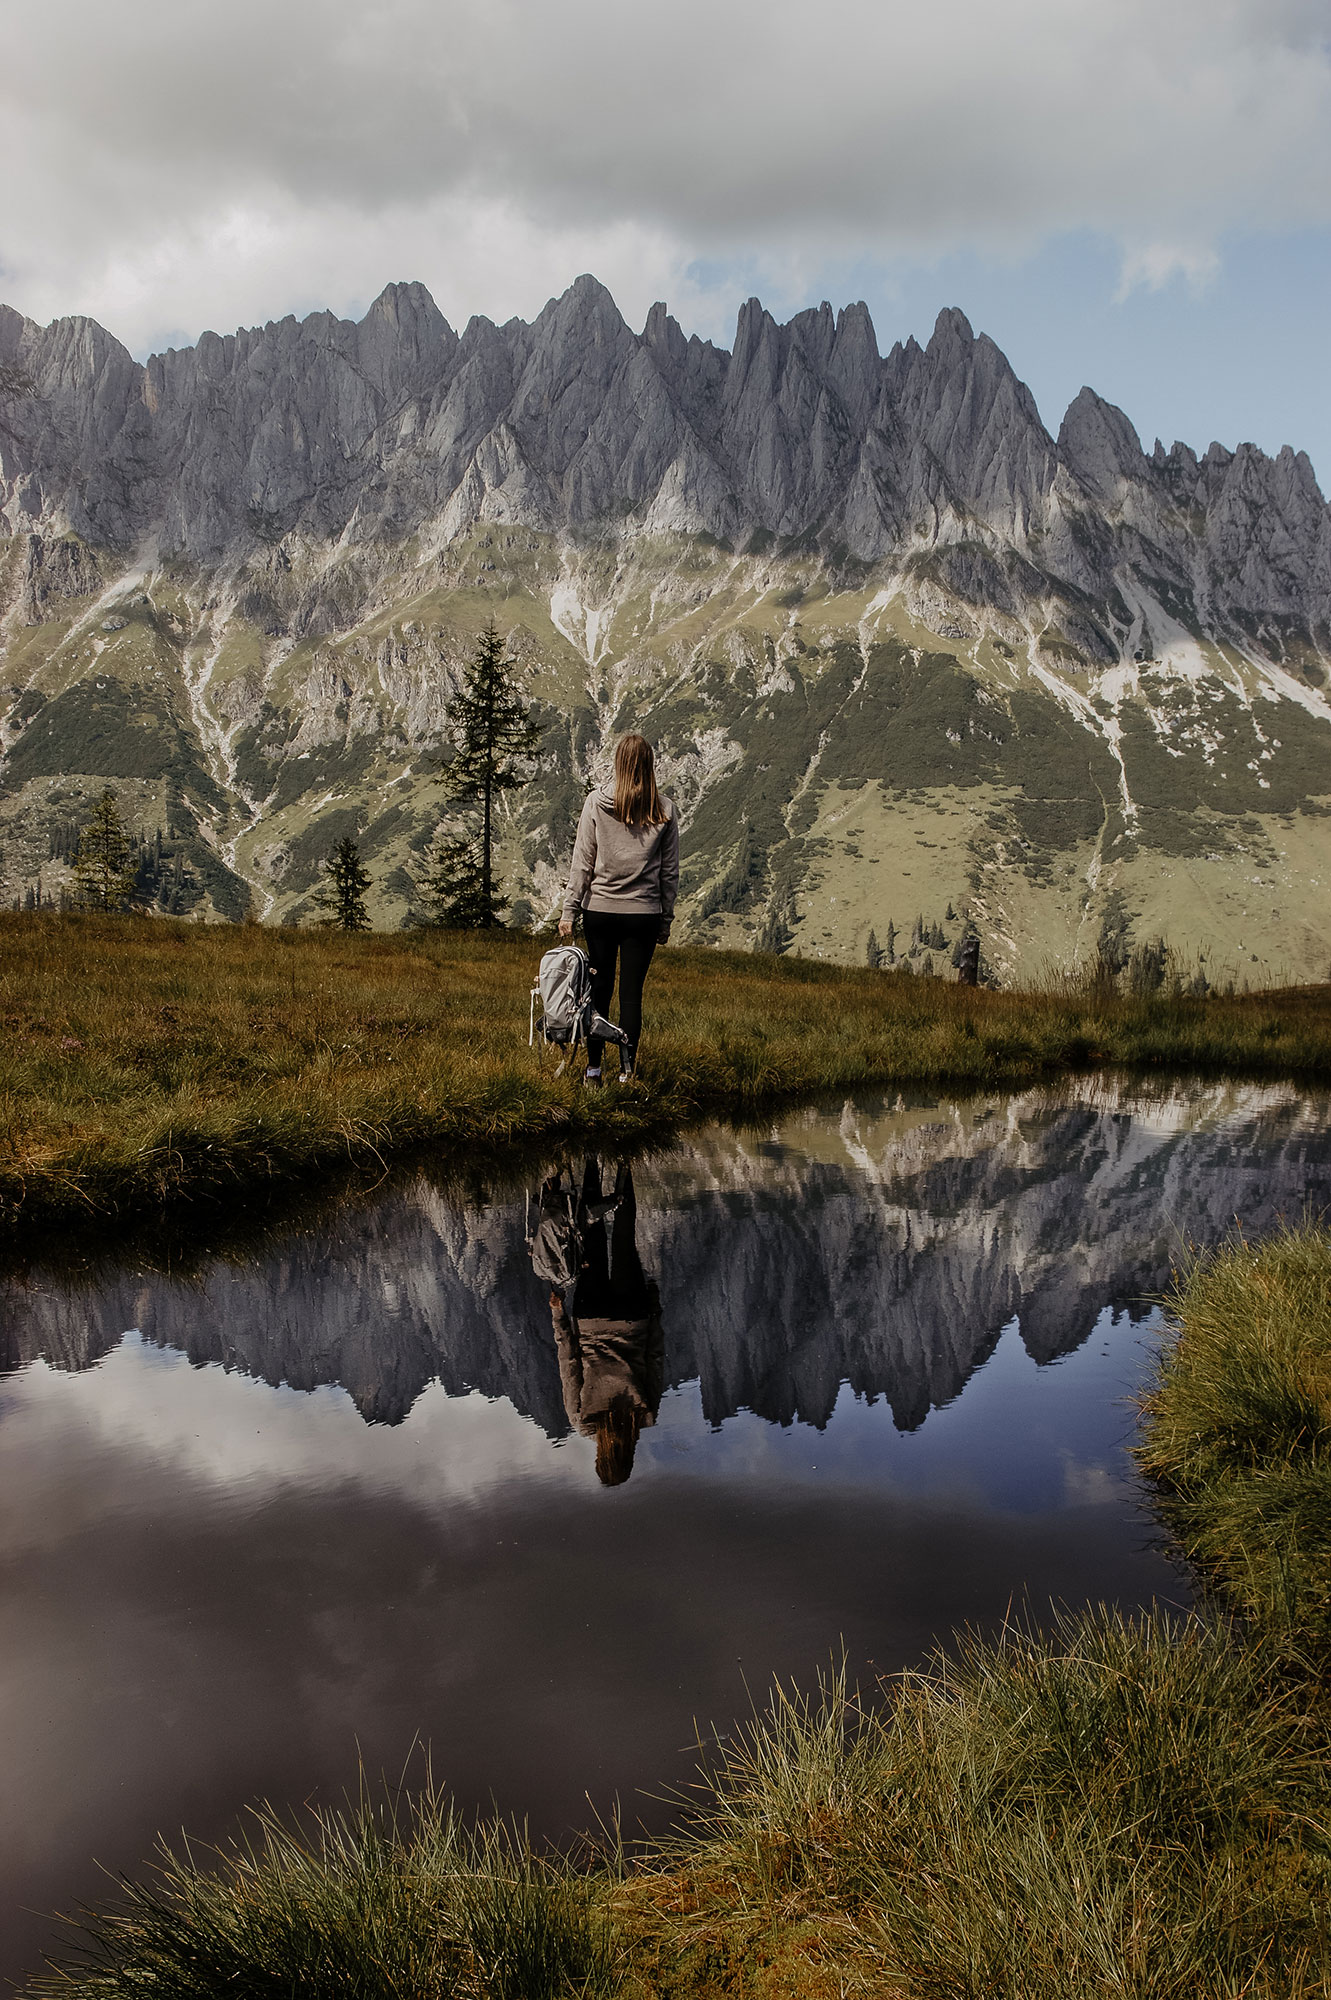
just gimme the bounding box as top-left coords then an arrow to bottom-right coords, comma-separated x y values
583,1067 -> 603,1088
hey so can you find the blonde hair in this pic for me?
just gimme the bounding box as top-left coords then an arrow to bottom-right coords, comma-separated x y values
594,1396 -> 643,1487
612,734 -> 667,829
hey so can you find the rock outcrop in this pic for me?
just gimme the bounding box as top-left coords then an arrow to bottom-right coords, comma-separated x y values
2,280 -> 1328,640
2,276 -> 1330,974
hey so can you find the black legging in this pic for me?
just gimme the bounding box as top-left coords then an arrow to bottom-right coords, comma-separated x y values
574,1161 -> 649,1318
582,910 -> 658,1069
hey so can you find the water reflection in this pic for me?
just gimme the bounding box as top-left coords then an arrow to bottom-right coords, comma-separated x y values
538,1162 -> 664,1486
4,1079 -> 1329,1437
3,1078 -> 1325,1987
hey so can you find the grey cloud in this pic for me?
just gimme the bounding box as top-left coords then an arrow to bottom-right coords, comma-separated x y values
7,0 -> 1331,345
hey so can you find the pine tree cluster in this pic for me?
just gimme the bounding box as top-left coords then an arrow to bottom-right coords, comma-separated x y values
864,905 -> 991,983
12,792 -> 207,915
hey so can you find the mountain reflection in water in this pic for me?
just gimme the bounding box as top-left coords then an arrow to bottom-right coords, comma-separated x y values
2,1078 -> 1329,1989
5,1079 -> 1330,1442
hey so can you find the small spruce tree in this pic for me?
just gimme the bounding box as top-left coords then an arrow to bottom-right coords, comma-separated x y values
866,927 -> 883,969
439,622 -> 543,926
315,838 -> 372,931
884,918 -> 897,963
73,787 -> 138,912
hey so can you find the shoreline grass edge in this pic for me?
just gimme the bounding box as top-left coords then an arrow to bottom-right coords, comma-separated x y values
6,912 -> 1331,1250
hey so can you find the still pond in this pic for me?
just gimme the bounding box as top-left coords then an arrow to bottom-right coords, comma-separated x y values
2,1077 -> 1328,1984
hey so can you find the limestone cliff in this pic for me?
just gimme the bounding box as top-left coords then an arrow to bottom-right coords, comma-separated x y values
1,279 -> 1329,974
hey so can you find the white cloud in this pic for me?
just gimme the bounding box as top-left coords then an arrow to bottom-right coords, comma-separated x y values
5,0 -> 1331,350
1115,242 -> 1223,298
1,1338 -> 592,1541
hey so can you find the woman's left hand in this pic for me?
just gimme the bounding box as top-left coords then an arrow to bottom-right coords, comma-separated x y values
558,918 -> 573,939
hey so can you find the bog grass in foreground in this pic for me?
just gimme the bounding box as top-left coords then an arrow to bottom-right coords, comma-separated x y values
619,1616 -> 1330,2000
27,1790 -> 616,2000
1139,1223 -> 1331,1656
29,1616 -> 1330,2000
5,911 -> 1331,1244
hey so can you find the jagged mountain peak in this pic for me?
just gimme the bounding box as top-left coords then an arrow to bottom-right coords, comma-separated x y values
927,304 -> 977,351
0,271 -> 1325,599
1058,386 -> 1149,504
2,270 -> 1331,981
364,279 -> 453,336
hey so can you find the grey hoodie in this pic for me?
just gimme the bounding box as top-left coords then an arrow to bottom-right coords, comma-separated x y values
561,784 -> 680,925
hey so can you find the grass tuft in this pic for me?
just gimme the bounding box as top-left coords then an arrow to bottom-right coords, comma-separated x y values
1138,1223 -> 1331,1654
623,1612 -> 1330,2000
27,1784 -> 617,2000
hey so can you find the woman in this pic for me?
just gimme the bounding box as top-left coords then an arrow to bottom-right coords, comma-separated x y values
559,734 -> 678,1081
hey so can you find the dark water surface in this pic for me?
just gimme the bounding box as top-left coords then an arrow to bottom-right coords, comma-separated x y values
2,1079 -> 1329,1985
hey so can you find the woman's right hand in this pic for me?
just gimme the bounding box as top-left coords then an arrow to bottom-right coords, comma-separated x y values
558,917 -> 573,938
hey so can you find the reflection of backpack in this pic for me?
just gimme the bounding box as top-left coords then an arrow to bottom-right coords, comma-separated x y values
529,944 -> 627,1072
527,1175 -> 582,1286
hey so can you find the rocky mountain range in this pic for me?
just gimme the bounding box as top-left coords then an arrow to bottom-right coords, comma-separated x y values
1,276 -> 1329,975
5,1081 -> 1328,1435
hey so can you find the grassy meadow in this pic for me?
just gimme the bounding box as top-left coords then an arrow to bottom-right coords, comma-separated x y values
4,909 -> 1331,1248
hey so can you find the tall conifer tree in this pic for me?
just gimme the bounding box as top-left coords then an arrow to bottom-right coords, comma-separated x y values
412,824 -> 491,929
438,622 -> 542,927
315,838 -> 372,931
73,788 -> 138,911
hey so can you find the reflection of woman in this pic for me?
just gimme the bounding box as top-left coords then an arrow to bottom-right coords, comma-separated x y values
547,1161 -> 663,1486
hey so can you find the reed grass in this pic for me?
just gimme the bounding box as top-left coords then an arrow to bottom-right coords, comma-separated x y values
26,1785 -> 616,2000
4,912 -> 1331,1246
1137,1223 -> 1331,1656
618,1613 -> 1330,2000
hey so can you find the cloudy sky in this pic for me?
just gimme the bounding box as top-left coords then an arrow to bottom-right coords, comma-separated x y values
8,0 -> 1331,475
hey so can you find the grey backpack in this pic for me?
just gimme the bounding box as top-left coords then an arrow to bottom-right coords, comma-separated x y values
527,1174 -> 582,1286
529,943 -> 627,1071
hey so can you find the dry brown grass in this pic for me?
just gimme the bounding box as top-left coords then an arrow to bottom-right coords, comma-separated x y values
4,911 -> 1331,1245
1138,1223 -> 1331,1656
